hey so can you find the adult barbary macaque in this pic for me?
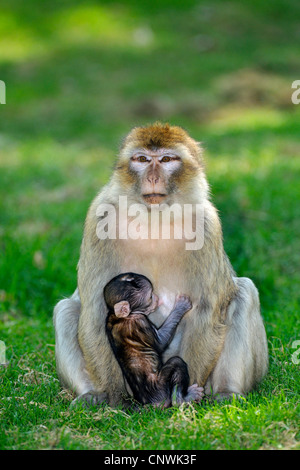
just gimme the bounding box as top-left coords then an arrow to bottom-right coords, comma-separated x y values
53,122 -> 268,406
104,272 -> 204,407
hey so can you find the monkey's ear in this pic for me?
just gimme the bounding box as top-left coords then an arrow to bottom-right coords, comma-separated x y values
114,301 -> 131,318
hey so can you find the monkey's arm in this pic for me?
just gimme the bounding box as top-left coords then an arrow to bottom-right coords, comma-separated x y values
155,295 -> 192,353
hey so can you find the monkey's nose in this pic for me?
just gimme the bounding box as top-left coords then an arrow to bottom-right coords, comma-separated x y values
155,295 -> 164,307
153,293 -> 161,306
147,175 -> 160,184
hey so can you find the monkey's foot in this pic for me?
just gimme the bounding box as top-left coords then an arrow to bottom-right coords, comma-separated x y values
184,384 -> 204,403
212,391 -> 245,402
70,391 -> 108,409
171,383 -> 204,406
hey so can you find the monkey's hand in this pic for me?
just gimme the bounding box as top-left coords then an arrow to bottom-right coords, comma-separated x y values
156,294 -> 193,351
174,294 -> 192,314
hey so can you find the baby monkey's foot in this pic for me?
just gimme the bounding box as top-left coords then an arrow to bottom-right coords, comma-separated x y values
172,383 -> 204,406
185,383 -> 205,403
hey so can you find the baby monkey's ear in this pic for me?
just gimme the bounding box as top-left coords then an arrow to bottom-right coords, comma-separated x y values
114,301 -> 131,318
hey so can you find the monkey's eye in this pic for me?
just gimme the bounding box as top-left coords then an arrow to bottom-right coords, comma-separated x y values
137,155 -> 148,162
161,155 -> 172,163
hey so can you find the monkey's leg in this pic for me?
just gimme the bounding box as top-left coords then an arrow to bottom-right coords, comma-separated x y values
53,290 -> 101,400
205,277 -> 269,400
158,356 -> 204,406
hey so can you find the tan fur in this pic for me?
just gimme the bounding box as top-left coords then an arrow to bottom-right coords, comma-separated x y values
53,123 -> 268,406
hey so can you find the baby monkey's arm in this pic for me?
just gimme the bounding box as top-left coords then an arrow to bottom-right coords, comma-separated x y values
155,295 -> 192,353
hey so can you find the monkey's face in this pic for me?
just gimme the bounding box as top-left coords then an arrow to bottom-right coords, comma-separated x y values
130,148 -> 182,205
121,276 -> 160,316
138,290 -> 160,315
117,123 -> 203,206
104,273 -> 160,317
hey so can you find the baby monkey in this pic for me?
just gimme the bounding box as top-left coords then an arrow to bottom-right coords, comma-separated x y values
104,273 -> 204,407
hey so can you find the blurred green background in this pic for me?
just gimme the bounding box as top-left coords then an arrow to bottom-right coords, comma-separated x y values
1,0 -> 299,325
0,0 -> 299,450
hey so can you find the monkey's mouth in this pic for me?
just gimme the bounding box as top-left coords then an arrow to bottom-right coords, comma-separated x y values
143,193 -> 167,205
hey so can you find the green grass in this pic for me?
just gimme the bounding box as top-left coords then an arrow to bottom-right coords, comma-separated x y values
0,0 -> 299,450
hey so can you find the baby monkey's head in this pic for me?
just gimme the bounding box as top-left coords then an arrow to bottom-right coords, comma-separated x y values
104,273 -> 160,318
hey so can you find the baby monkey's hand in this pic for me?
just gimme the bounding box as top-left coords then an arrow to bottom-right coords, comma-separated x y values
174,294 -> 193,313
